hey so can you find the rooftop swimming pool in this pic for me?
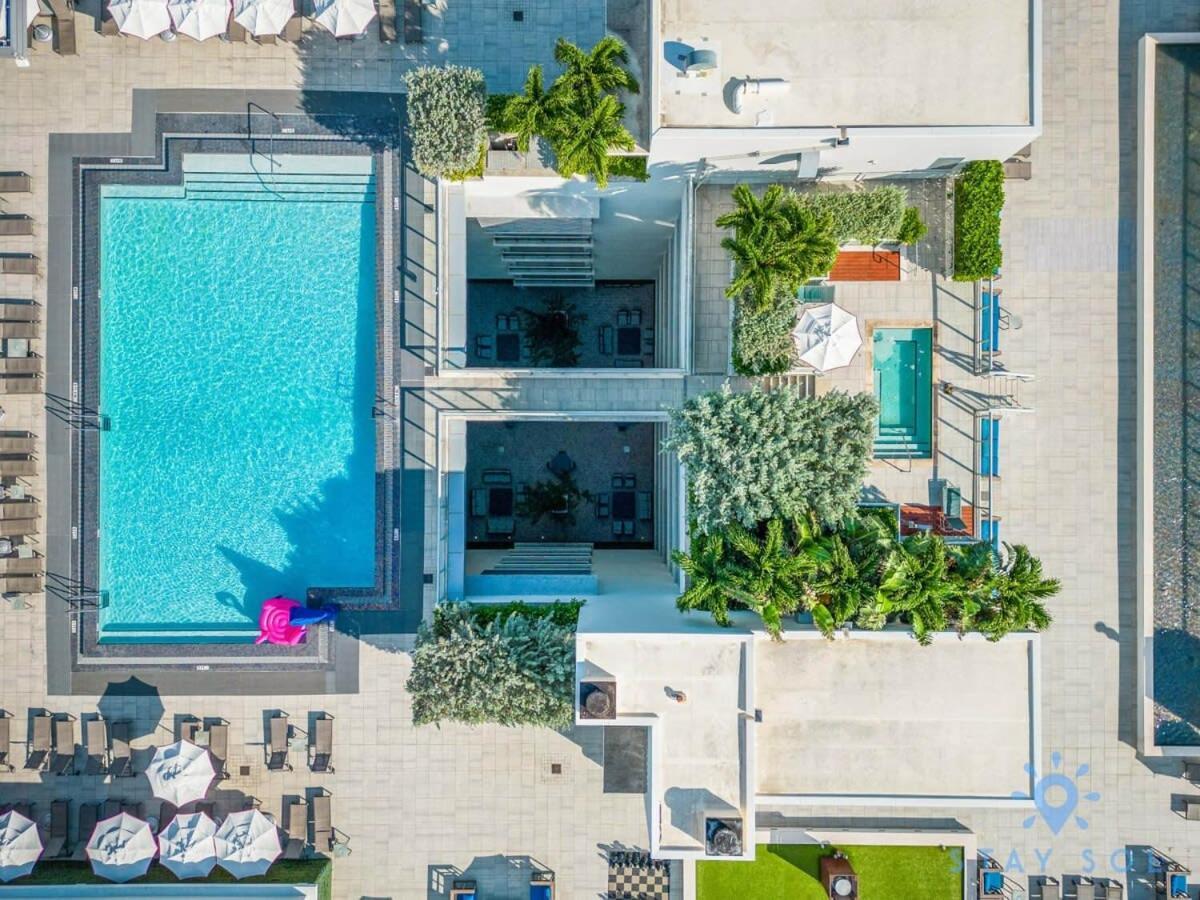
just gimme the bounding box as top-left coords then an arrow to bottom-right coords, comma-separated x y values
96,155 -> 377,642
872,327 -> 933,460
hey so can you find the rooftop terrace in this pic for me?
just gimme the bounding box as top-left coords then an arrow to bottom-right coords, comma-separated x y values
657,0 -> 1032,128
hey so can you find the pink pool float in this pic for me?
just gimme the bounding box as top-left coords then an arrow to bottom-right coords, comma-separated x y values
255,597 -> 306,646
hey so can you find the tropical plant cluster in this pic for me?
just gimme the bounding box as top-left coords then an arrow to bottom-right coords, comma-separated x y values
673,512 -> 1059,643
953,160 -> 1005,281
790,185 -> 910,245
731,285 -> 797,376
405,65 -> 489,180
664,386 -> 878,535
495,37 -> 640,187
406,601 -> 580,728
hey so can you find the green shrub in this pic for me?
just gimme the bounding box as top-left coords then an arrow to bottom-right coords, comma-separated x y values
442,141 -> 487,181
953,160 -> 1004,280
608,155 -> 649,181
485,93 -> 516,130
405,66 -> 488,179
408,602 -> 577,728
791,186 -> 907,245
458,599 -> 585,630
13,860 -> 331,898
897,206 -> 927,245
732,287 -> 796,376
664,386 -> 878,534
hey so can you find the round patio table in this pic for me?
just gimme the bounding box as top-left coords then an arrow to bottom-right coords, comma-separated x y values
547,450 -> 574,477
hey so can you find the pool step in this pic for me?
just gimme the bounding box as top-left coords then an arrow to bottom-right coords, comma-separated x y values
873,429 -> 931,459
183,171 -> 376,203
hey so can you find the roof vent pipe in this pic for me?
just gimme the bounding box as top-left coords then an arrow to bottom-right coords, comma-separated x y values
730,77 -> 791,114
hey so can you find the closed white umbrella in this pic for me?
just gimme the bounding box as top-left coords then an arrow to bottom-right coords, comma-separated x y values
108,0 -> 171,38
214,809 -> 281,879
232,0 -> 291,35
146,740 -> 215,807
168,0 -> 230,39
157,811 -> 217,880
86,813 -> 156,883
0,810 -> 42,883
312,0 -> 374,36
792,302 -> 862,372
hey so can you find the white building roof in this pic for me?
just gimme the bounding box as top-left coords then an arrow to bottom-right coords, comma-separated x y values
657,0 -> 1033,129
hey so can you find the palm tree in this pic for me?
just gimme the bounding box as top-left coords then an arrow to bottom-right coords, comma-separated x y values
554,36 -> 640,108
723,518 -> 812,639
792,513 -> 890,637
782,205 -> 839,281
672,531 -> 737,627
504,65 -> 563,153
875,534 -> 957,644
720,200 -> 838,309
721,230 -> 807,309
552,94 -> 635,188
715,184 -> 793,242
975,543 -> 1058,640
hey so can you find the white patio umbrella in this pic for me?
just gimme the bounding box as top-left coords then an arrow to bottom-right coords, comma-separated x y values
146,739 -> 215,807
24,0 -> 41,31
232,0 -> 292,35
312,0 -> 374,36
167,0 -> 230,40
214,809 -> 282,879
86,813 -> 156,883
792,302 -> 862,372
157,811 -> 218,880
0,810 -> 42,883
108,0 -> 172,38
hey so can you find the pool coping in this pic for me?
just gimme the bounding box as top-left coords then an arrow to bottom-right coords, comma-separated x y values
46,89 -> 424,695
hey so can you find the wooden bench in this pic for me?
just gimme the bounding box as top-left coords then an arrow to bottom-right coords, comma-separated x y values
827,249 -> 901,282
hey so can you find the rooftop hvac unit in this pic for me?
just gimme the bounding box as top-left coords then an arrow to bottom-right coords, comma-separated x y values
683,48 -> 717,77
703,816 -> 743,857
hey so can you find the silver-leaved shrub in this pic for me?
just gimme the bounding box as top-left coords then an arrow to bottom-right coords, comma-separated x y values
665,386 -> 878,534
406,603 -> 576,728
406,65 -> 488,179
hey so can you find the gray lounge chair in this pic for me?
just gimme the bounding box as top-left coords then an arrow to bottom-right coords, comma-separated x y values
48,0 -> 77,54
195,801 -> 215,819
0,358 -> 41,375
0,501 -> 38,520
284,798 -> 306,859
310,715 -> 333,773
0,458 -> 37,478
0,555 -> 43,576
84,718 -> 109,776
0,375 -> 42,393
281,14 -> 302,40
109,720 -> 133,777
157,801 -> 177,833
0,518 -> 38,537
0,304 -> 39,323
0,714 -> 10,772
267,713 -> 291,771
26,712 -> 50,770
377,0 -> 395,40
0,255 -> 37,276
207,722 -> 229,779
0,216 -> 33,237
121,800 -> 143,818
0,174 -> 31,193
43,799 -> 69,858
49,716 -> 76,775
1071,875 -> 1095,898
72,803 -> 98,859
1185,760 -> 1200,784
1103,879 -> 1122,899
1041,876 -> 1060,900
310,793 -> 332,854
0,575 -> 43,594
227,17 -> 247,40
0,434 -> 36,454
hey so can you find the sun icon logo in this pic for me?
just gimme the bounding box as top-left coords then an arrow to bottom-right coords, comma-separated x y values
1012,752 -> 1101,834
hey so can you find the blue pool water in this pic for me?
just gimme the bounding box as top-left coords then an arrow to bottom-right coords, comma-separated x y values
98,178 -> 377,641
871,327 -> 933,459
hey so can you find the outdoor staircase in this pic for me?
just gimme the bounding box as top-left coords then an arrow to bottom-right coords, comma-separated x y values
482,217 -> 595,288
484,542 -> 594,576
178,153 -> 376,203
758,373 -> 816,396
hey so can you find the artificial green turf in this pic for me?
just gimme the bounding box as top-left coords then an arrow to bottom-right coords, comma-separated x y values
696,844 -> 962,900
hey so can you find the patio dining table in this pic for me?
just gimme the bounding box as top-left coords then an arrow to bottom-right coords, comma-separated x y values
612,490 -> 636,520
616,326 -> 641,356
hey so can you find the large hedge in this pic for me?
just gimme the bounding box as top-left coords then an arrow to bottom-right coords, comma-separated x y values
664,386 -> 878,534
732,287 -> 796,376
405,66 -> 488,179
790,185 -> 908,245
406,602 -> 578,728
953,160 -> 1004,280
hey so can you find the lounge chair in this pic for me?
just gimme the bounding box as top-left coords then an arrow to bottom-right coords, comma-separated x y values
84,718 -> 109,776
0,434 -> 36,454
0,575 -> 43,594
377,0 -> 395,40
207,722 -> 229,779
0,358 -> 41,375
1103,879 -> 1123,899
195,801 -> 215,820
98,0 -> 120,34
0,322 -> 36,339
450,881 -> 478,900
49,716 -> 76,775
0,174 -> 31,193
109,720 -> 133,777
177,717 -> 201,743
267,713 -> 291,771
0,375 -> 42,393
43,799 -> 69,858
0,255 -> 37,276
0,555 -> 43,576
0,457 -> 37,478
121,800 -> 143,818
72,803 -> 98,859
1040,876 -> 1060,900
283,798 -> 306,859
0,501 -> 38,520
157,801 -> 177,833
530,870 -> 554,900
309,715 -> 333,773
0,216 -> 33,237
49,0 -> 77,54
281,14 -> 302,40
0,518 -> 38,537
0,304 -> 39,323
0,714 -> 9,772
101,799 -> 121,820
310,793 -> 332,854
227,17 -> 247,40
255,31 -> 276,44
26,712 -> 50,770
1071,875 -> 1095,898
